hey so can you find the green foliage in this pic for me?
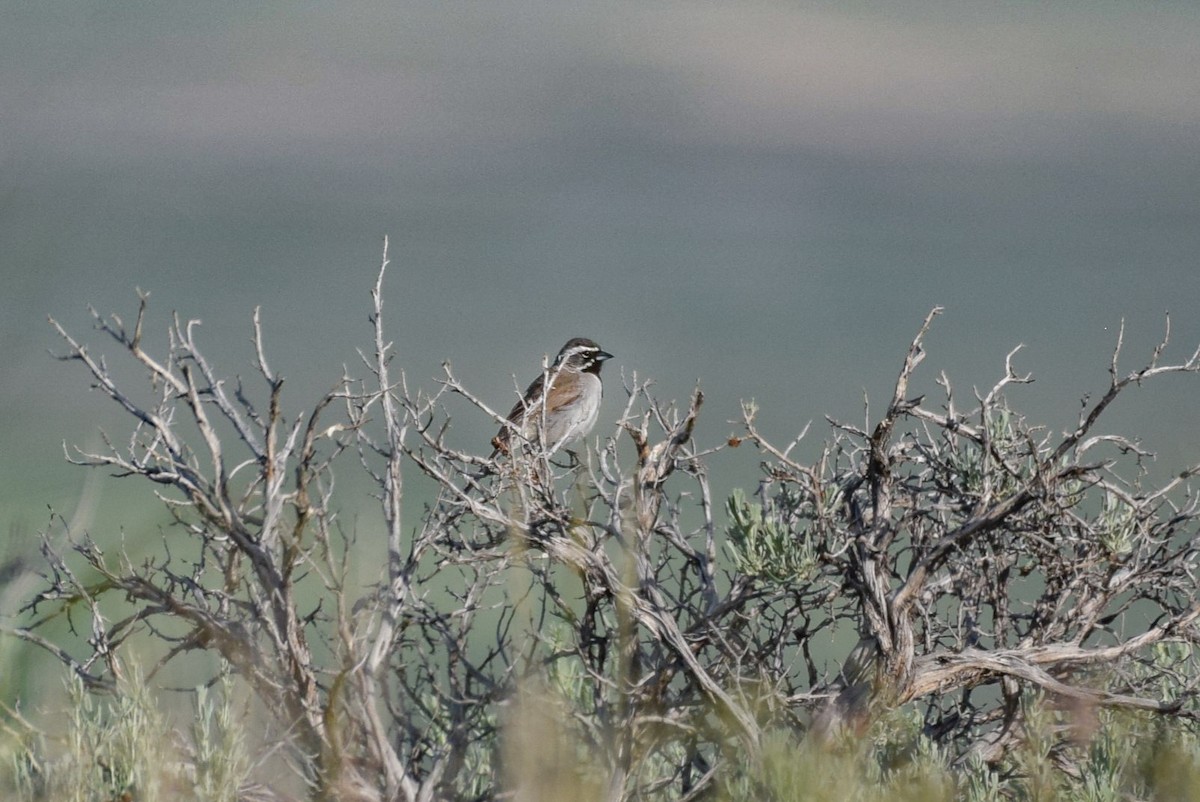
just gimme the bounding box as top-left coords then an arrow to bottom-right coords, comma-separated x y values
1,668 -> 252,802
1012,695 -> 1063,801
719,726 -> 956,802
724,488 -> 816,583
1138,718 -> 1200,802
0,670 -> 174,802
190,672 -> 250,802
1151,641 -> 1198,705
712,696 -> 1200,802
1098,489 -> 1137,558
960,752 -> 1005,802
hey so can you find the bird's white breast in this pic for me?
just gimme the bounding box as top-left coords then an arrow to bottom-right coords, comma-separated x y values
546,372 -> 602,451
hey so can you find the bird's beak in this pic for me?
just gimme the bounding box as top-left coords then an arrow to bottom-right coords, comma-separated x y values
596,350 -> 613,362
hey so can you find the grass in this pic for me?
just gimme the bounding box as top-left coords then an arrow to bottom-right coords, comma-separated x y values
2,661 -> 1200,801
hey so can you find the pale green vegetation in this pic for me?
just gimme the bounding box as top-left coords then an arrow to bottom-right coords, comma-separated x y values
3,670 -> 251,802
3,675 -> 1199,800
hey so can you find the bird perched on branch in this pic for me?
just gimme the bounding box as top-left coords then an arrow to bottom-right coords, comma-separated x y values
492,337 -> 612,459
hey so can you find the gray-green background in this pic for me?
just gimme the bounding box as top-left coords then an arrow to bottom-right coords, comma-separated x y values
3,2 -> 1199,544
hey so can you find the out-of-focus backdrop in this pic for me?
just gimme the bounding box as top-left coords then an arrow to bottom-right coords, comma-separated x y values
3,2 -> 1199,547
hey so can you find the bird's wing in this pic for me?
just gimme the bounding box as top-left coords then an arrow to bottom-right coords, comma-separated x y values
493,373 -> 547,451
541,376 -> 584,413
505,373 -> 546,422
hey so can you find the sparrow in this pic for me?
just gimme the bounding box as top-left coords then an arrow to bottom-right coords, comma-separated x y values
492,337 -> 613,458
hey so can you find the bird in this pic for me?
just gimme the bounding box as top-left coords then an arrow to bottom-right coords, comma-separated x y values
492,337 -> 613,459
